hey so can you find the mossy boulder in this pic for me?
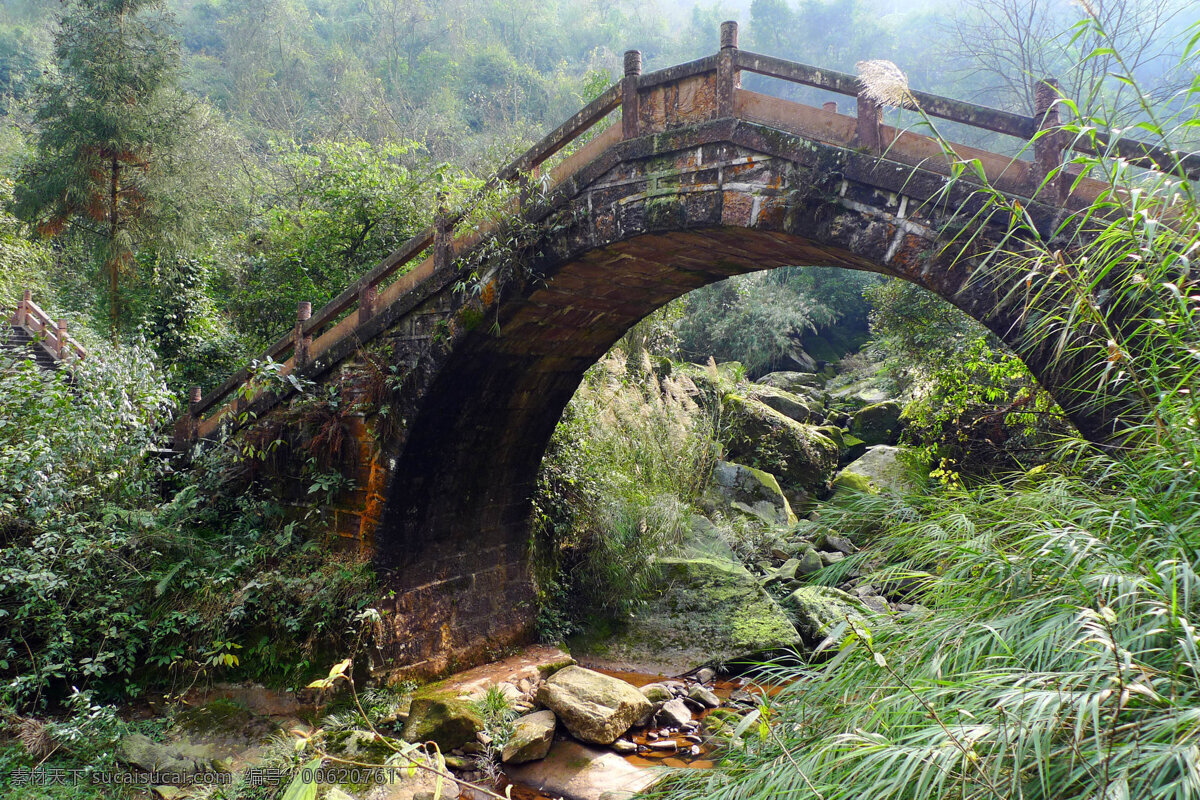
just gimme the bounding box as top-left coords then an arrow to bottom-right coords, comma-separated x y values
781,585 -> 871,646
119,734 -> 228,777
758,371 -> 825,392
833,446 -> 926,497
747,385 -> 822,424
723,395 -> 840,492
705,460 -> 796,525
327,729 -> 397,763
570,557 -> 802,675
850,401 -> 902,446
402,695 -> 482,751
535,667 -> 650,745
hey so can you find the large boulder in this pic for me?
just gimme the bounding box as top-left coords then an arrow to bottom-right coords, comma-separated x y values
850,401 -> 902,446
723,395 -> 840,492
506,740 -> 660,800
119,734 -> 227,777
705,460 -> 796,525
535,667 -> 650,745
747,385 -> 822,424
570,557 -> 802,675
833,445 -> 925,496
781,585 -> 872,646
402,695 -> 483,751
502,710 -> 557,764
758,371 -> 826,392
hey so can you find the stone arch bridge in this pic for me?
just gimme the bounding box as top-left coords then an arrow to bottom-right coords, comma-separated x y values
178,23 -> 1195,677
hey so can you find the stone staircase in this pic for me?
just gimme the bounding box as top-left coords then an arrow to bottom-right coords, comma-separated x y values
1,322 -> 61,371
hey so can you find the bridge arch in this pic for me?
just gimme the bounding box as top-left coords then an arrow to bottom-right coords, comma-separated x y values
181,23 -> 1186,676
369,123 -> 1085,675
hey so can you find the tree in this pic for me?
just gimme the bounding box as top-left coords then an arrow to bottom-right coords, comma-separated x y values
945,0 -> 1188,118
12,0 -> 191,328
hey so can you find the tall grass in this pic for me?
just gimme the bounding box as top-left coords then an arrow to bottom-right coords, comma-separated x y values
533,349 -> 719,623
655,15 -> 1200,800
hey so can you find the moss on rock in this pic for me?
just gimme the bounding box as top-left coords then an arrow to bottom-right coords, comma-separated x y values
723,395 -> 840,492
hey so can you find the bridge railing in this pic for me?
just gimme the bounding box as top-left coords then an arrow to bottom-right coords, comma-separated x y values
177,19 -> 1198,449
8,289 -> 87,362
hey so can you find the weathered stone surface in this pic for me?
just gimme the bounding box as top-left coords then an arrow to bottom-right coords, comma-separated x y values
506,740 -> 660,800
501,710 -> 557,764
688,685 -> 721,708
363,752 -> 445,800
723,395 -> 840,491
747,385 -> 821,424
119,734 -> 226,777
851,401 -> 903,446
535,667 -> 651,745
401,696 -> 482,751
571,557 -> 801,675
705,460 -> 796,525
795,548 -> 823,576
758,371 -> 825,391
658,697 -> 692,727
833,445 -> 926,496
640,683 -> 672,703
781,585 -> 871,645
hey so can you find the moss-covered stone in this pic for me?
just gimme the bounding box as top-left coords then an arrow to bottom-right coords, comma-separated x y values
833,445 -> 926,498
747,385 -> 821,424
850,401 -> 902,446
722,395 -> 840,492
570,556 -> 801,675
757,371 -> 825,391
705,460 -> 796,525
781,585 -> 871,645
401,695 -> 482,751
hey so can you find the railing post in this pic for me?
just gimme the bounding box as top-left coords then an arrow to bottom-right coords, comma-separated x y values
1034,77 -> 1064,200
434,191 -> 450,271
175,386 -> 202,449
294,301 -> 312,369
14,289 -> 30,327
717,20 -> 739,118
856,92 -> 882,153
622,50 -> 641,140
358,283 -> 377,327
55,319 -> 68,359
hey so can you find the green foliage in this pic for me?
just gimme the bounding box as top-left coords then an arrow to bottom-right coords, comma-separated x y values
12,0 -> 195,325
674,269 -> 839,377
661,457 -> 1200,800
533,349 -> 719,631
0,340 -> 374,711
233,139 -> 432,344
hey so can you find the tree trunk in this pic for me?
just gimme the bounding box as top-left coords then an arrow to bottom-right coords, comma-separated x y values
108,153 -> 121,334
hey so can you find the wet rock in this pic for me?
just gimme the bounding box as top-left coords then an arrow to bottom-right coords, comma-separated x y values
570,557 -> 801,675
612,739 -> 637,754
648,739 -> 679,751
688,686 -> 720,708
723,395 -> 841,492
501,710 -> 556,764
535,666 -> 651,745
850,401 -> 902,446
506,740 -> 660,800
658,698 -> 692,727
705,460 -> 796,526
402,696 -> 483,751
694,667 -> 716,684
